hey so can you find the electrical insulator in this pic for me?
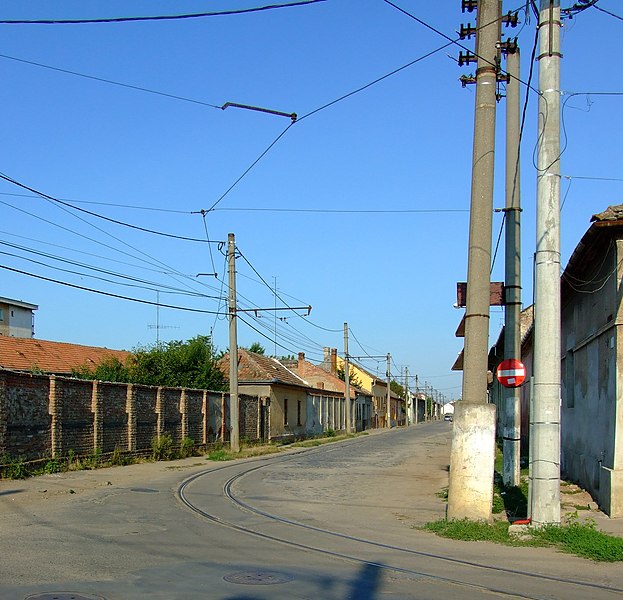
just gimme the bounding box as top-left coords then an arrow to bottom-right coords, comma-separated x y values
502,10 -> 519,27
499,38 -> 518,55
459,23 -> 477,39
459,74 -> 476,88
458,51 -> 477,67
461,0 -> 478,13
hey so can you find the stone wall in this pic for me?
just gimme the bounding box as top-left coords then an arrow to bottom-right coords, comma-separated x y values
0,369 -> 259,461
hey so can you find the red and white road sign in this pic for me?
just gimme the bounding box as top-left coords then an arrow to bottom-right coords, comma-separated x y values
496,359 -> 526,388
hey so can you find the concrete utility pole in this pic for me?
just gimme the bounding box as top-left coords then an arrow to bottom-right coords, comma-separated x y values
503,45 -> 522,488
386,353 -> 391,427
227,233 -> 240,453
344,323 -> 351,434
448,0 -> 500,521
531,0 -> 562,526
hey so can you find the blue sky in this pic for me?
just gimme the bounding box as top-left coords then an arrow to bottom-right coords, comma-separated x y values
1,1 -> 621,400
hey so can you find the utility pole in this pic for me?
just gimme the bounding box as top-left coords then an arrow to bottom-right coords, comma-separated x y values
415,374 -> 419,424
227,233 -> 240,453
405,367 -> 410,426
386,353 -> 391,428
503,42 -> 522,487
448,0 -> 500,521
531,0 -> 562,526
344,323 -> 351,434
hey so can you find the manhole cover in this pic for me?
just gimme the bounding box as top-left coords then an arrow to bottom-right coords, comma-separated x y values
223,571 -> 294,585
25,593 -> 106,600
129,488 -> 159,493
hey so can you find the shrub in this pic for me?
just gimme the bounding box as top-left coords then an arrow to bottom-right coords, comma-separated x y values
179,437 -> 195,459
151,434 -> 175,461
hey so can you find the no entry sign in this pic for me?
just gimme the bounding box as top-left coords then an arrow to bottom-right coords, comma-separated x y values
496,359 -> 526,388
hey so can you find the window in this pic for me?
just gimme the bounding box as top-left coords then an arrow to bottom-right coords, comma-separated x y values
297,400 -> 302,426
284,398 -> 288,426
564,350 -> 575,408
0,308 -> 3,321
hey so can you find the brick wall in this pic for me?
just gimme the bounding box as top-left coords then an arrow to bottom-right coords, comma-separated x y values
0,371 -> 51,458
0,369 -> 259,461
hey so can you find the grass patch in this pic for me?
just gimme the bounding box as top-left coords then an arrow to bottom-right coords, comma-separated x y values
533,520 -> 623,562
423,518 -> 623,561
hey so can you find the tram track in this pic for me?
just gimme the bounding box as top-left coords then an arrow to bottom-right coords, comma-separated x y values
178,441 -> 623,600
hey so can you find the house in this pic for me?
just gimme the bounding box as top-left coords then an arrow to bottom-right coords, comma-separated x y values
218,348 -> 345,442
488,206 -> 623,517
0,297 -> 38,338
0,336 -> 130,376
323,347 -> 404,428
558,205 -> 623,517
284,352 -> 374,432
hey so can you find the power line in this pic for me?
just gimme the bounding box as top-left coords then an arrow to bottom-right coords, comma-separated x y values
0,1 -> 327,24
298,41 -> 454,121
0,264 -> 222,314
200,122 -> 295,213
381,0 -> 540,95
594,5 -> 623,21
0,53 -> 222,109
0,240 -> 222,299
0,191 -> 191,214
213,207 -> 469,214
0,172 -> 221,243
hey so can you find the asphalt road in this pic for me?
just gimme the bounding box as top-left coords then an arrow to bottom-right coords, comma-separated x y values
0,423 -> 622,600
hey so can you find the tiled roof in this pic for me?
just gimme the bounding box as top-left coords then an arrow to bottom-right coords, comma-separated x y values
0,336 -> 130,375
288,354 -> 372,399
219,349 -> 309,387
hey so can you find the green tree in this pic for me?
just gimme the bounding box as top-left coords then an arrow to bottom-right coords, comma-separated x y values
73,335 -> 227,391
248,342 -> 265,354
390,379 -> 405,398
337,366 -> 363,389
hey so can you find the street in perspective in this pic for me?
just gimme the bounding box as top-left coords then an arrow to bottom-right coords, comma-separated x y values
1,423 -> 622,600
1,1 -> 623,599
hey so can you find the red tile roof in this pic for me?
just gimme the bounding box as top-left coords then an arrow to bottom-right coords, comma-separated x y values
219,348 -> 309,387
0,336 -> 130,375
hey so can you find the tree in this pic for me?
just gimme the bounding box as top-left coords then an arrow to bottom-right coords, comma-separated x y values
248,342 -> 265,355
337,366 -> 363,389
73,335 -> 227,391
390,379 -> 405,398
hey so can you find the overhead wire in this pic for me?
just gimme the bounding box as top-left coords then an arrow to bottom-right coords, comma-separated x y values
0,229 -> 225,294
0,172 -> 220,243
0,180 -> 218,299
0,265 -> 222,314
0,190 -> 191,214
0,53 -> 222,109
594,5 -> 623,21
0,1 -> 327,24
0,239 -> 222,299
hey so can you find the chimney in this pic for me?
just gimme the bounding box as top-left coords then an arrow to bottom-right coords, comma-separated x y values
298,352 -> 305,370
330,348 -> 337,375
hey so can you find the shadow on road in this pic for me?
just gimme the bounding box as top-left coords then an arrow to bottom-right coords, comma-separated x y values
348,562 -> 382,600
